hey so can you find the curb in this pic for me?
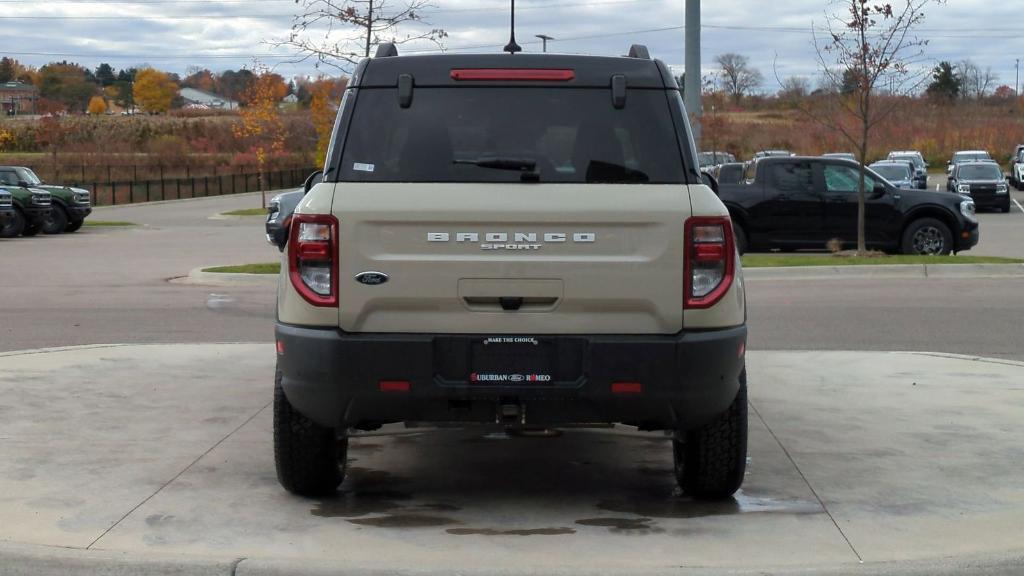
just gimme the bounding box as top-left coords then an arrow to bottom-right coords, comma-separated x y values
743,263 -> 1024,280
169,267 -> 279,287
2,541 -> 1023,576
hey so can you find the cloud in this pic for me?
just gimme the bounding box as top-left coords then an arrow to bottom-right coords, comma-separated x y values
0,0 -> 1019,90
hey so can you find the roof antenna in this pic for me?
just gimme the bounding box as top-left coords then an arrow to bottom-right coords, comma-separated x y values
503,0 -> 522,54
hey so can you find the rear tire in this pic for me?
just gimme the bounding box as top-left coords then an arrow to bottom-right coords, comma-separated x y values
901,218 -> 952,256
1,208 -> 26,238
66,219 -> 84,233
42,205 -> 68,235
674,370 -> 748,500
274,367 -> 347,497
733,224 -> 748,256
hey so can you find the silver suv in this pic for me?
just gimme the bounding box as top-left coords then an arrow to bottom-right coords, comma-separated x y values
272,44 -> 749,500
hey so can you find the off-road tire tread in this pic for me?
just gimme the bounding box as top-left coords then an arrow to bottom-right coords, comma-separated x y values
678,371 -> 747,499
66,219 -> 84,233
43,205 -> 68,235
21,221 -> 41,237
1,208 -> 26,238
733,224 -> 748,256
273,369 -> 345,496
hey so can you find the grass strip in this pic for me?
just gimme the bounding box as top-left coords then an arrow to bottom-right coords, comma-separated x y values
202,263 -> 280,274
221,208 -> 267,217
742,254 -> 1024,268
83,220 -> 137,227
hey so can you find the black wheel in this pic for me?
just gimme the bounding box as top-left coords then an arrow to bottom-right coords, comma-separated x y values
901,218 -> 952,256
21,220 -> 41,237
274,367 -> 346,496
66,219 -> 84,233
674,370 -> 748,500
41,205 -> 68,235
733,224 -> 748,256
1,208 -> 26,238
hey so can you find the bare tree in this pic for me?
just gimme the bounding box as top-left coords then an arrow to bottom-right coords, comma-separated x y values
280,0 -> 447,71
805,0 -> 943,254
715,53 -> 763,104
778,76 -> 811,100
957,60 -> 998,99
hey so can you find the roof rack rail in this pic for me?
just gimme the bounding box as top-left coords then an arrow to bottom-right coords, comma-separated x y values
375,43 -> 399,58
628,44 -> 651,60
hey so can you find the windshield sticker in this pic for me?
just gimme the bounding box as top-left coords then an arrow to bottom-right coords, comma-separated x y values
353,162 -> 375,173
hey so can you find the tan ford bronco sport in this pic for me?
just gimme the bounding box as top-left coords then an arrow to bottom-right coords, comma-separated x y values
274,43 -> 748,500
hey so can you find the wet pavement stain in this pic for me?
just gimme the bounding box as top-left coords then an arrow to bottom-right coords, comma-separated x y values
598,491 -> 822,519
311,490 -> 412,518
348,514 -> 459,528
575,517 -> 658,531
145,514 -> 175,526
447,527 -> 576,536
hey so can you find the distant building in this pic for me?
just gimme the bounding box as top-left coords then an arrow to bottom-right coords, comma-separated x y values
282,94 -> 299,104
0,82 -> 39,116
180,87 -> 238,110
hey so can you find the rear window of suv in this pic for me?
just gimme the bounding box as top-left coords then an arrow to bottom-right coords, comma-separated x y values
336,88 -> 687,184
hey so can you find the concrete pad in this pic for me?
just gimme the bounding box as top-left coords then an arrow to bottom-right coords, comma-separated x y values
1,344 -> 1022,574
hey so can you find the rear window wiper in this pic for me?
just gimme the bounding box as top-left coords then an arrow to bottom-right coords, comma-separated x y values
454,157 -> 537,172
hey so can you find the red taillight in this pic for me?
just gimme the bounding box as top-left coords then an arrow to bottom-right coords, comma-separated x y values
379,380 -> 411,392
684,216 -> 735,309
450,69 -> 575,82
288,214 -> 339,307
611,382 -> 643,394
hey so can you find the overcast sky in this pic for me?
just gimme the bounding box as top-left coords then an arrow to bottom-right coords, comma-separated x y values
3,0 -> 1022,91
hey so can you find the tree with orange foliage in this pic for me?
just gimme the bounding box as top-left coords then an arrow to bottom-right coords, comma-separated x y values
309,76 -> 348,165
133,68 -> 179,114
233,68 -> 289,207
87,96 -> 107,115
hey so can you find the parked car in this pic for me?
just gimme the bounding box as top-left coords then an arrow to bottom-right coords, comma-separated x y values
869,161 -> 915,189
0,166 -> 92,233
266,189 -> 303,250
823,153 -> 857,162
698,151 -> 737,171
718,156 -> 978,255
710,162 -> 745,185
886,151 -> 928,190
947,150 -> 992,176
752,149 -> 794,160
946,160 -> 1011,213
0,187 -> 15,235
1009,145 -> 1024,190
273,43 -> 749,500
0,184 -> 50,238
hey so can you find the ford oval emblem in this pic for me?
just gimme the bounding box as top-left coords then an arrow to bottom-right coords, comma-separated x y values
355,271 -> 389,286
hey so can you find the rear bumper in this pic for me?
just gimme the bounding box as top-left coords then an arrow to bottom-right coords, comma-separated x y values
275,323 -> 747,432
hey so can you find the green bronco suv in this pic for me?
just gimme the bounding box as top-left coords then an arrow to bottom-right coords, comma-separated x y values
0,166 -> 91,233
0,179 -> 50,238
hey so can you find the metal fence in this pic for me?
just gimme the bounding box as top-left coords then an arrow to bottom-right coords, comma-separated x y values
78,166 -> 317,206
27,164 -> 311,185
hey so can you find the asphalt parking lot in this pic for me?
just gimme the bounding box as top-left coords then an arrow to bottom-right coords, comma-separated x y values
1,191 -> 1023,574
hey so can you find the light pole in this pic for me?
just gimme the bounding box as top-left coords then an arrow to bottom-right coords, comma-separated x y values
1016,58 -> 1020,97
684,0 -> 702,147
535,34 -> 554,53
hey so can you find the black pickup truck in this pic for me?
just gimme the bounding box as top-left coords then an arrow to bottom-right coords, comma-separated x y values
720,156 -> 979,255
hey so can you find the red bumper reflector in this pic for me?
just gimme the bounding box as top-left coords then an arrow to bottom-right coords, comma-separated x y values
450,69 -> 575,82
298,242 -> 330,261
379,380 -> 411,392
276,340 -> 285,355
611,382 -> 643,394
695,243 -> 726,261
